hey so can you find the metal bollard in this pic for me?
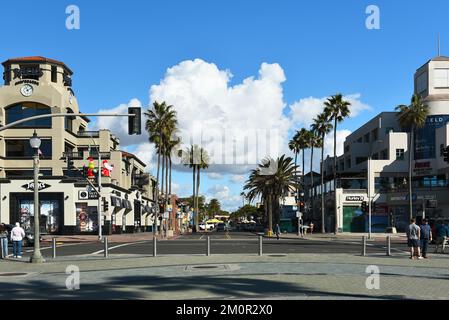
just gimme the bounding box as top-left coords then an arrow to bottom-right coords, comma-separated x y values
104,237 -> 109,259
153,236 -> 157,257
0,238 -> 4,259
386,236 -> 392,256
52,238 -> 57,259
206,236 -> 211,256
362,236 -> 367,256
259,235 -> 263,256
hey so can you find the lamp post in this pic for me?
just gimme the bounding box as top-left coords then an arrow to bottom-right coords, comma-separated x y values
30,131 -> 45,264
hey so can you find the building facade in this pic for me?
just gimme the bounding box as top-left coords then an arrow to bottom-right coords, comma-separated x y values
0,56 -> 158,235
307,56 -> 449,233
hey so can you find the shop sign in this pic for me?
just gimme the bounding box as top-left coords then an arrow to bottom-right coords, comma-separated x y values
413,162 -> 433,177
346,196 -> 364,202
22,181 -> 51,191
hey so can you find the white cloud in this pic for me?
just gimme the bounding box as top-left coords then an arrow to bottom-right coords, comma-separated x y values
207,172 -> 223,180
150,59 -> 290,174
229,174 -> 246,184
206,184 -> 242,212
289,93 -> 371,129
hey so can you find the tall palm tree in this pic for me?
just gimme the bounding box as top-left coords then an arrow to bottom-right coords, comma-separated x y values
244,156 -> 298,236
289,131 -> 302,205
195,147 -> 210,229
311,113 -> 333,233
324,94 -> 351,233
307,129 -> 320,222
396,94 -> 429,221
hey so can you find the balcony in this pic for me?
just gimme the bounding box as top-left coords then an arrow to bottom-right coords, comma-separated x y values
62,151 -> 84,160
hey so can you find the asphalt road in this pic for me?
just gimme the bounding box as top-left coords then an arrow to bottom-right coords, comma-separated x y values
10,232 -> 410,258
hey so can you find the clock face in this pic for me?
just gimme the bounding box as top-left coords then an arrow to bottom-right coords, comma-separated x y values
20,84 -> 33,97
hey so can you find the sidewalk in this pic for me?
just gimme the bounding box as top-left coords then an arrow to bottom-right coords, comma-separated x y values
42,232 -> 182,244
0,252 -> 447,299
270,232 -> 407,241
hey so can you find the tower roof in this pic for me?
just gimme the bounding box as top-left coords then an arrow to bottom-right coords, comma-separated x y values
2,56 -> 73,74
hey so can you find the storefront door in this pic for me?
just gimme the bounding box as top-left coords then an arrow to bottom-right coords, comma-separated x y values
343,206 -> 365,233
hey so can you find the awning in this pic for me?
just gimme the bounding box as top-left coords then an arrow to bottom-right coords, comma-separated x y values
144,205 -> 152,214
110,196 -> 123,208
122,199 -> 132,210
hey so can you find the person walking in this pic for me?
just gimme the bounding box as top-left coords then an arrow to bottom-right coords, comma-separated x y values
11,223 -> 25,259
406,218 -> 423,260
275,224 -> 281,240
434,220 -> 449,254
0,224 -> 9,259
419,219 -> 432,259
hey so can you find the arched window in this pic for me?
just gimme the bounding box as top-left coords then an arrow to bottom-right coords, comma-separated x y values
65,108 -> 75,132
5,102 -> 51,128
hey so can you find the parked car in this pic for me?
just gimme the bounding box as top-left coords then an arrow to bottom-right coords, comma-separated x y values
199,223 -> 215,231
5,224 -> 43,247
216,223 -> 227,232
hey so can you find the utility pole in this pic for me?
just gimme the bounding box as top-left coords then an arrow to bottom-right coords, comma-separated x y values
97,148 -> 102,241
368,156 -> 372,239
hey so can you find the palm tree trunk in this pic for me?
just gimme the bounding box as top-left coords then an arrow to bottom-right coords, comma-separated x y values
192,165 -> 196,233
165,155 -> 170,230
169,155 -> 172,195
195,167 -> 201,232
310,145 -> 315,223
321,140 -> 325,234
154,150 -> 161,235
409,128 -> 414,221
333,118 -> 338,234
268,193 -> 273,236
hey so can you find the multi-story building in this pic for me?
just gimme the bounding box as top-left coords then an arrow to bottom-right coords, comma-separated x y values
0,56 -> 158,235
307,55 -> 449,233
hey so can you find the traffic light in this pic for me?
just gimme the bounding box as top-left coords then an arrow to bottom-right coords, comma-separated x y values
102,197 -> 109,212
128,107 -> 142,135
361,201 -> 367,213
299,201 -> 305,213
443,146 -> 449,164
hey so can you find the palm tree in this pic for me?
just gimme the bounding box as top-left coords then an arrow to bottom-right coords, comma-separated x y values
244,156 -> 298,236
195,147 -> 210,229
396,94 -> 429,221
324,94 -> 351,233
307,129 -> 320,222
311,113 -> 333,233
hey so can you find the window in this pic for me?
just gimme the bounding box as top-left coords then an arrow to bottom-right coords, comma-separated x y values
346,158 -> 351,169
344,145 -> 350,153
3,69 -> 11,85
434,69 -> 449,88
416,72 -> 428,93
396,149 -> 405,161
5,103 -> 51,128
356,157 -> 368,165
381,149 -> 389,160
19,64 -> 42,80
364,133 -> 370,143
6,170 -> 52,178
372,128 -> 379,141
65,108 -> 74,132
51,66 -> 57,83
6,139 -> 52,158
357,137 -> 363,143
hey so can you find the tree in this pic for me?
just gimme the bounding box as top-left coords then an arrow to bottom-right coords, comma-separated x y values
244,156 -> 298,236
307,129 -> 321,223
311,112 -> 333,233
324,94 -> 351,233
208,199 -> 221,218
396,94 -> 429,221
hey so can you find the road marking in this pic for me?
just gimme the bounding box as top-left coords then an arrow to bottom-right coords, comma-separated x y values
199,235 -> 204,240
90,240 -> 151,255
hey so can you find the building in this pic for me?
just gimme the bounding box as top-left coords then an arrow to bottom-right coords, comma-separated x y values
307,55 -> 449,233
0,56 -> 158,235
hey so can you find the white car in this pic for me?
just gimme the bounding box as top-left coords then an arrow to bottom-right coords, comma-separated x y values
199,223 -> 215,231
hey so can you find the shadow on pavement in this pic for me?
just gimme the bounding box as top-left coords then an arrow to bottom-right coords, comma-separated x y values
0,275 -> 408,300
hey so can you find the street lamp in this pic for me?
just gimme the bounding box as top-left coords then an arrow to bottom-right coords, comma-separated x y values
30,131 -> 45,264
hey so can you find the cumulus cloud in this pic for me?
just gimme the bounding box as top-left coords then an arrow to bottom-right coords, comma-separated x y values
207,172 -> 223,180
229,175 -> 246,184
289,93 -> 371,129
150,59 -> 290,174
206,185 -> 243,211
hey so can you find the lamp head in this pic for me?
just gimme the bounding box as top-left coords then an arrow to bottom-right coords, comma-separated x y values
29,130 -> 41,149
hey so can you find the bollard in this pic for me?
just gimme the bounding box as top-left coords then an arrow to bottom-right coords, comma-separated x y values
104,237 -> 109,259
362,236 -> 367,256
153,236 -> 157,257
52,238 -> 57,259
0,238 -> 4,259
206,236 -> 211,256
259,235 -> 263,256
386,236 -> 392,256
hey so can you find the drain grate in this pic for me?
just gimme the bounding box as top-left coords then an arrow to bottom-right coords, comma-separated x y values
0,273 -> 29,277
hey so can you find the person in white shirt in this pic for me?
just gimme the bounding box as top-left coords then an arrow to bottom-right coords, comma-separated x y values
11,223 -> 25,259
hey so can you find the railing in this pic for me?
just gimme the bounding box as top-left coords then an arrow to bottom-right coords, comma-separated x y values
77,131 -> 100,138
62,151 -> 84,159
88,151 -> 111,159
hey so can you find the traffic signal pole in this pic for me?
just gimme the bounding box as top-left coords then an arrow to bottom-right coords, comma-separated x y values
368,157 -> 372,240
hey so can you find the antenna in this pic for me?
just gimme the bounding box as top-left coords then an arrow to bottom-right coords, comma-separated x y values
438,33 -> 441,56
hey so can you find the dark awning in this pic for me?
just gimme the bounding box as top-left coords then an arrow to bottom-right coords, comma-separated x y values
122,199 -> 132,210
110,196 -> 123,208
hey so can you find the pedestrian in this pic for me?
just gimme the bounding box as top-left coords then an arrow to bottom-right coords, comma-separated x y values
309,222 -> 314,235
420,219 -> 432,259
275,224 -> 281,240
0,224 -> 9,259
11,223 -> 25,259
406,218 -> 423,260
434,220 -> 449,254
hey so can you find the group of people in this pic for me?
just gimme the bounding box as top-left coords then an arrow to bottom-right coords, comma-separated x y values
406,218 -> 449,260
0,223 -> 26,259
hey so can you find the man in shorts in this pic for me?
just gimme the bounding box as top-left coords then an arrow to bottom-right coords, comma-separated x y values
406,218 -> 422,260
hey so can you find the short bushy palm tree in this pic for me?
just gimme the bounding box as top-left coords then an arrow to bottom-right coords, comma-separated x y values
396,94 -> 429,221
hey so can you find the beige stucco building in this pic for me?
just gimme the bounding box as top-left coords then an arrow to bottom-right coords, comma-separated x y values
0,56 -> 156,235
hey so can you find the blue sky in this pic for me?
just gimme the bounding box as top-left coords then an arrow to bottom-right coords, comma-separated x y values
2,0 -> 449,211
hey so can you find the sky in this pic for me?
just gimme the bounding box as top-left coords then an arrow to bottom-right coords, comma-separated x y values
1,0 -> 449,211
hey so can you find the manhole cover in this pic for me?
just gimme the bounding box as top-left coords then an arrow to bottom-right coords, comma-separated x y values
0,273 -> 29,277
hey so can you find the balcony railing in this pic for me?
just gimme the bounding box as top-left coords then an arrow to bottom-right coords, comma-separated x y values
77,131 -> 100,138
62,151 -> 84,159
88,151 -> 111,159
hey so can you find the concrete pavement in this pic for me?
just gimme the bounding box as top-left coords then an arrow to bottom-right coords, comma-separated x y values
0,252 -> 448,300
